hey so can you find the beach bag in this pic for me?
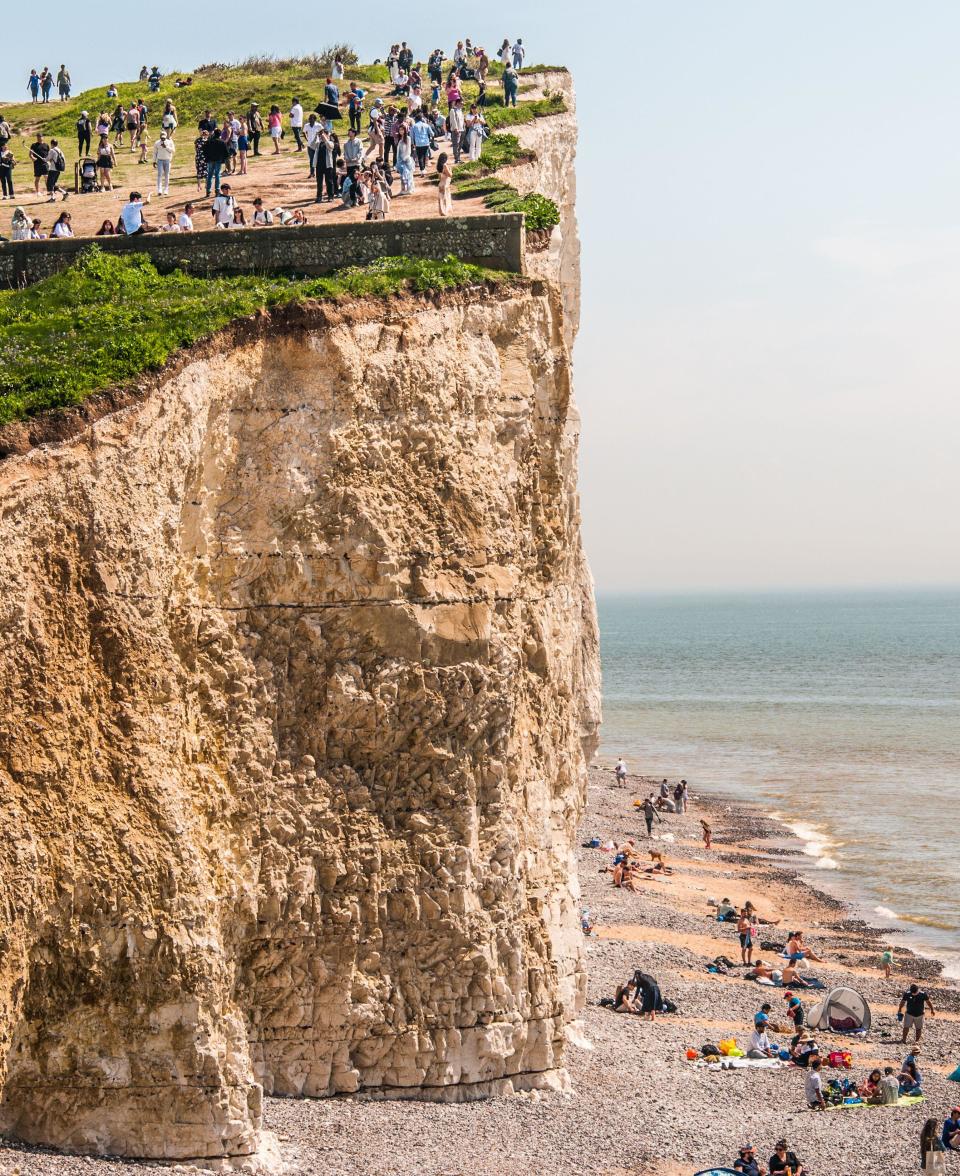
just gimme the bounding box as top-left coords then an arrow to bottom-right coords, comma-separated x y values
828,1049 -> 853,1069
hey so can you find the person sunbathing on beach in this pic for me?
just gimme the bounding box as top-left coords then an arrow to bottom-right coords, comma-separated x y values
745,900 -> 781,926
748,959 -> 777,981
781,960 -> 812,988
785,931 -> 826,963
645,850 -> 673,876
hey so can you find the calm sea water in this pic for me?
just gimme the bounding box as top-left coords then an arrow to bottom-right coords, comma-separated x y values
597,590 -> 960,974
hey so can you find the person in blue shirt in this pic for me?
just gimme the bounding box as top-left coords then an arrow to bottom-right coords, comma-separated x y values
347,84 -> 365,133
324,78 -> 339,106
28,70 -> 41,102
410,114 -> 434,175
943,1108 -> 960,1150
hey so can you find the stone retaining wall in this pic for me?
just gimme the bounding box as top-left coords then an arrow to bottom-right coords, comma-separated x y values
0,213 -> 525,286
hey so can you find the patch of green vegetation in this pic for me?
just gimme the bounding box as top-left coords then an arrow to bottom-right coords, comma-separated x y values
452,133 -> 561,232
0,250 -> 510,424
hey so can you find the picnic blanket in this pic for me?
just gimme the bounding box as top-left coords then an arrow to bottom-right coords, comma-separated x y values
826,1095 -> 925,1111
696,1057 -> 789,1072
749,975 -> 827,989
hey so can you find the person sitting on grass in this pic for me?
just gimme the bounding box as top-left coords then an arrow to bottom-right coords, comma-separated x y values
733,1143 -> 766,1175
942,1107 -> 960,1151
769,1139 -> 806,1175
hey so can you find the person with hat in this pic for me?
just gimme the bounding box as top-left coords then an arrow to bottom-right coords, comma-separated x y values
769,1139 -> 805,1175
733,1143 -> 766,1175
788,1028 -> 818,1068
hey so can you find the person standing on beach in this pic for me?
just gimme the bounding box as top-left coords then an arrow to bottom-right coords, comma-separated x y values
881,947 -> 894,978
615,757 -> 627,786
641,795 -> 660,838
673,780 -> 685,813
898,984 -> 935,1044
805,1058 -> 826,1109
700,818 -> 712,849
738,907 -> 754,965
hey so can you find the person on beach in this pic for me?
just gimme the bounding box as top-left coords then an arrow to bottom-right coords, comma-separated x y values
898,984 -> 935,1044
615,757 -> 627,785
805,1058 -> 826,1109
738,907 -> 754,965
769,1140 -> 806,1175
640,795 -> 661,838
745,900 -> 780,926
900,1059 -> 923,1096
858,1068 -> 884,1102
942,1107 -> 960,1151
747,1012 -> 777,1058
881,946 -> 894,978
785,994 -> 805,1028
921,1118 -> 948,1170
700,819 -> 712,849
715,897 -> 737,921
784,931 -> 826,964
788,1028 -> 818,1068
733,1144 -> 765,1175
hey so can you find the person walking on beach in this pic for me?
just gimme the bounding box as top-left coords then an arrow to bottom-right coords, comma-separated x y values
615,757 -> 627,786
641,795 -> 660,838
700,818 -> 712,849
899,984 -> 935,1044
881,946 -> 894,978
738,907 -> 754,966
673,780 -> 685,814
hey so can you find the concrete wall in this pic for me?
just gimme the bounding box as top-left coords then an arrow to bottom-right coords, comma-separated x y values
0,213 -> 525,287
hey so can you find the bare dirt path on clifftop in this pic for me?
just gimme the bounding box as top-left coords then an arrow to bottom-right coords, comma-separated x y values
3,770 -> 956,1175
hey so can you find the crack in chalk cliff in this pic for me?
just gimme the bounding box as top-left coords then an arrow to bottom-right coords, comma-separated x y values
102,591 -> 552,610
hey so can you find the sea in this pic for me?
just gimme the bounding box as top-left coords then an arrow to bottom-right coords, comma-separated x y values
596,589 -> 960,976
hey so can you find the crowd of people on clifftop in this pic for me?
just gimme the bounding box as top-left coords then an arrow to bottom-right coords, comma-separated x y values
3,37 -> 534,239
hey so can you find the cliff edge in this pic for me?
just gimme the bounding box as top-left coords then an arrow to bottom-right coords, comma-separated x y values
0,76 -> 600,1163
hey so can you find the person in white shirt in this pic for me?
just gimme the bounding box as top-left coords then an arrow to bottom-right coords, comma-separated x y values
615,757 -> 628,785
161,211 -> 180,231
178,202 -> 194,230
289,98 -> 304,151
747,1016 -> 776,1059
152,132 -> 175,195
511,38 -> 525,69
447,99 -> 465,163
51,211 -> 73,237
211,183 -> 236,226
251,197 -> 273,224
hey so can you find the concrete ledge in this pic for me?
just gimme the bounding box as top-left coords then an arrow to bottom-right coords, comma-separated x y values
0,214 -> 526,287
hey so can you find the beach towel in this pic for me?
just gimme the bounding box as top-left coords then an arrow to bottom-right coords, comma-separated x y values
696,1057 -> 788,1071
825,1095 -> 925,1111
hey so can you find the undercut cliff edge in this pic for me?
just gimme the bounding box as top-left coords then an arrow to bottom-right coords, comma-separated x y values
0,70 -> 600,1163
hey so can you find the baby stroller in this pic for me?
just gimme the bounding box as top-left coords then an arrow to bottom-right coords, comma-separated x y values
77,157 -> 100,193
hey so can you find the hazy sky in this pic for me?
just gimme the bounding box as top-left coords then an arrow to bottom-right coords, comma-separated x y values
4,2 -> 959,592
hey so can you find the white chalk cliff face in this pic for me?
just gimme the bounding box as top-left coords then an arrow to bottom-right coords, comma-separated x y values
0,87 -> 599,1164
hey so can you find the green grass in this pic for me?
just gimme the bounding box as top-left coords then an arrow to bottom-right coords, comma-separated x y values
0,250 -> 512,424
452,131 -> 562,232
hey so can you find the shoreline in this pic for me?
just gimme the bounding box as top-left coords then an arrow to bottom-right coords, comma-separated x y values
1,767 -> 958,1174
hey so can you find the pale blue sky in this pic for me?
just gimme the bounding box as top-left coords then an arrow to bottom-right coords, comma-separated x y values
4,2 -> 959,592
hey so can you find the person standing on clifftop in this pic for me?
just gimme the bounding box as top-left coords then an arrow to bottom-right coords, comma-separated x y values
289,98 -> 304,151
247,102 -> 263,155
511,38 -> 525,69
502,64 -> 519,108
57,65 -> 71,101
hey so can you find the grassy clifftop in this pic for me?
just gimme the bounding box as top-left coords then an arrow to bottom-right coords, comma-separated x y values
0,250 -> 515,425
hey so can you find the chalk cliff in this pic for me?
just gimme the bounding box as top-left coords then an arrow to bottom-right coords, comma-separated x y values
0,81 -> 599,1164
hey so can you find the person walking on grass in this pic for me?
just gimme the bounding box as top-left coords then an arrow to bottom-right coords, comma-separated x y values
45,139 -> 67,202
76,111 -> 92,157
202,128 -> 229,196
40,68 -> 53,103
289,97 -> 304,151
899,984 -> 935,1044
152,131 -> 175,195
29,134 -> 50,195
96,135 -> 116,189
0,148 -> 15,200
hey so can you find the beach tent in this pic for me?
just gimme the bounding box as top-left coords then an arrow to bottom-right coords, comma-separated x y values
808,986 -> 871,1032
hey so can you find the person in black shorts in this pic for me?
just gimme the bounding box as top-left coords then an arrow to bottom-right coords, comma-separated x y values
898,983 -> 935,1044
29,133 -> 50,194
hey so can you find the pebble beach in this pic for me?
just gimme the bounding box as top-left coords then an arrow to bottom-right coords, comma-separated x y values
2,767 -> 957,1176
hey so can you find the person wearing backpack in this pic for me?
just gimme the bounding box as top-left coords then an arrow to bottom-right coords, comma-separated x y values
0,148 -> 16,199
45,139 -> 67,202
76,111 -> 92,157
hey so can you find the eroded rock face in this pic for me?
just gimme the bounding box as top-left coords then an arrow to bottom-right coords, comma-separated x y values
0,282 -> 600,1159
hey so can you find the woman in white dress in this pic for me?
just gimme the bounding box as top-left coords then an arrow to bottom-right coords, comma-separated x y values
465,105 -> 485,162
437,152 -> 453,216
